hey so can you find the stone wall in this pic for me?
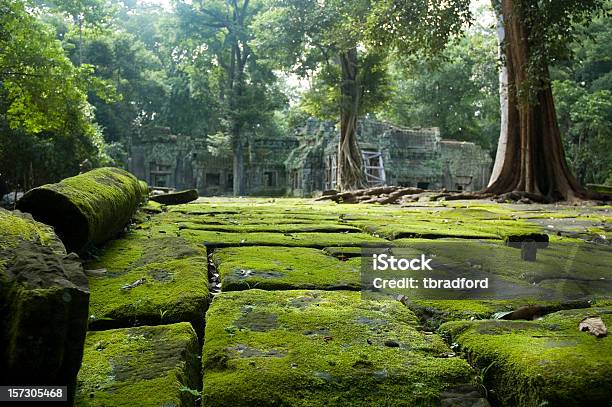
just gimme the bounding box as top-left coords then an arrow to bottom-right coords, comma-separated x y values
440,140 -> 492,191
129,126 -> 296,196
285,119 -> 336,196
287,118 -> 492,195
128,119 -> 492,197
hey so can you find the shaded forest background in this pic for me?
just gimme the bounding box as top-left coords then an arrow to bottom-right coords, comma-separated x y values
1,0 -> 610,193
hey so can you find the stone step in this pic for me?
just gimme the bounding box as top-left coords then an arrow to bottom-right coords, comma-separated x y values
76,323 -> 200,407
85,233 -> 209,333
213,246 -> 361,291
440,308 -> 612,406
201,289 -> 476,406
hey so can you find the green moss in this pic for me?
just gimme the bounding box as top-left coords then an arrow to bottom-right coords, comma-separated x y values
177,222 -> 362,234
179,229 -> 388,248
357,217 -> 545,240
202,289 -> 475,406
0,209 -> 64,270
213,246 -> 360,291
141,200 -> 165,214
86,234 -> 209,331
0,209 -> 59,252
405,299 -> 593,331
76,322 -> 200,407
138,180 -> 149,201
16,167 -> 144,252
405,299 -> 519,330
390,238 -> 611,299
439,308 -> 612,406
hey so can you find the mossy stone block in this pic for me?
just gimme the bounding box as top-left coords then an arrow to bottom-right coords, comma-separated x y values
179,229 -> 387,248
0,209 -> 89,405
391,238 -> 611,300
202,289 -> 474,406
440,308 -> 612,406
213,246 -> 360,291
76,323 -> 200,407
358,217 -> 546,241
177,221 -> 361,234
86,234 -> 209,332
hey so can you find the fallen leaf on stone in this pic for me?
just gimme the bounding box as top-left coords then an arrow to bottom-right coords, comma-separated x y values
491,311 -> 514,320
121,277 -> 147,290
579,316 -> 608,337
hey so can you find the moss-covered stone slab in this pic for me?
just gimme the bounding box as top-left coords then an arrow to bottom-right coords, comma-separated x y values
213,246 -> 360,291
202,290 -> 475,406
0,209 -> 89,404
357,217 -> 546,241
179,229 -> 388,248
17,167 -> 146,253
405,298 -> 589,331
86,233 -> 209,332
177,222 -> 362,234
0,208 -> 62,266
390,238 -> 612,300
440,308 -> 612,406
525,215 -> 610,241
76,323 -> 200,407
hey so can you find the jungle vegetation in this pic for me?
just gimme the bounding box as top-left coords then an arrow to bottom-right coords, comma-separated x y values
0,0 -> 610,199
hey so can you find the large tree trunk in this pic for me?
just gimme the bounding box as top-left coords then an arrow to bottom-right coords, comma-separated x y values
232,135 -> 247,196
486,0 -> 586,202
489,1 -> 509,187
337,48 -> 366,191
230,38 -> 248,197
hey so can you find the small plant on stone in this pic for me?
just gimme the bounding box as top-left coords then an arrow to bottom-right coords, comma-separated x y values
159,309 -> 169,322
474,361 -> 496,399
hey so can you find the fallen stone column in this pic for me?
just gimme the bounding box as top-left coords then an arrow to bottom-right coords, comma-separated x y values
150,189 -> 199,205
17,167 -> 146,253
0,209 -> 89,405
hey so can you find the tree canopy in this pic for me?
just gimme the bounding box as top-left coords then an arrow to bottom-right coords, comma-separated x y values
1,0 -> 610,199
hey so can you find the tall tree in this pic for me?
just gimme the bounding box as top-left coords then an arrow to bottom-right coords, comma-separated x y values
0,0 -> 107,188
261,0 -> 471,190
177,0 -> 284,195
42,0 -> 115,65
258,0 -> 395,190
380,24 -> 501,151
486,0 -> 607,201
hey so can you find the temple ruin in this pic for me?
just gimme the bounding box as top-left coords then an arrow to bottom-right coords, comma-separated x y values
128,118 -> 492,196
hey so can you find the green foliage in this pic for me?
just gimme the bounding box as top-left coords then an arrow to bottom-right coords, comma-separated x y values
175,0 -> 287,144
0,1 -> 95,134
0,0 -> 109,189
551,9 -> 612,185
379,24 -> 500,150
366,0 -> 472,56
495,0 -> 608,103
257,0 -> 391,120
3,0 -> 609,193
